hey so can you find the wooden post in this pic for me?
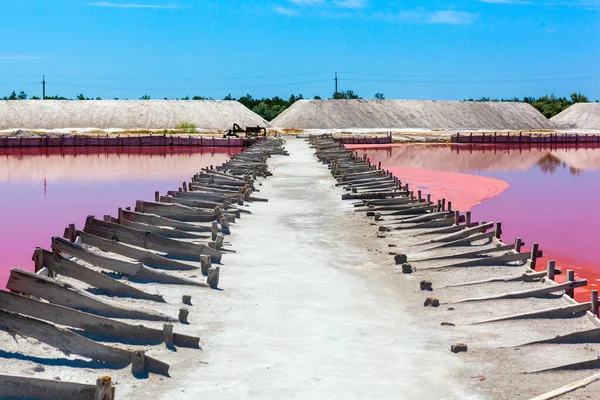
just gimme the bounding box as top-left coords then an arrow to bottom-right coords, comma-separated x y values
154,191 -> 160,202
95,376 -> 113,400
447,201 -> 452,212
131,350 -> 145,375
68,223 -> 76,242
200,254 -> 211,276
566,270 -> 575,298
427,194 -> 431,204
454,211 -> 460,226
163,323 -> 174,347
514,237 -> 522,253
182,295 -> 192,305
547,260 -> 556,281
530,243 -> 539,270
466,211 -> 471,225
178,308 -> 189,323
418,191 -> 422,202
591,290 -> 599,317
33,247 -> 43,273
441,199 -> 446,211
188,182 -> 193,191
182,182 -> 187,192
103,215 -> 111,223
378,161 -> 381,170
495,222 -> 502,240
117,208 -> 123,224
437,200 -> 442,212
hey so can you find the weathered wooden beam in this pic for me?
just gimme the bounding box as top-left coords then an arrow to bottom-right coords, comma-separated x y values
416,222 -> 495,245
420,250 -> 531,271
75,230 -> 197,271
0,310 -> 169,376
84,216 -> 223,263
529,373 -> 600,400
0,374 -> 114,400
0,291 -> 200,348
451,280 -> 588,304
53,237 -> 208,287
412,243 -> 515,262
415,231 -> 495,253
7,269 -> 176,321
470,302 -> 591,325
120,209 -> 212,232
440,271 -> 547,289
120,219 -> 209,239
136,200 -> 218,223
41,249 -> 164,302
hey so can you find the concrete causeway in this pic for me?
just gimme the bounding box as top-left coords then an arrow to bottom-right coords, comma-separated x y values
154,137 -> 475,399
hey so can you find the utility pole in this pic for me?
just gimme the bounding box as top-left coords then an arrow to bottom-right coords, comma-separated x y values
41,75 -> 46,100
335,72 -> 338,94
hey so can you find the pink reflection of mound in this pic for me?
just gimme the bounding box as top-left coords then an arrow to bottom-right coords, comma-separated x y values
383,166 -> 510,212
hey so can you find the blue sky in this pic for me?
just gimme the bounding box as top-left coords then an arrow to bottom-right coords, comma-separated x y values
1,0 -> 599,100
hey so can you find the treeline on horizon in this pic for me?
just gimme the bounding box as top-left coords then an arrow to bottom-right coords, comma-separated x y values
2,89 -> 595,120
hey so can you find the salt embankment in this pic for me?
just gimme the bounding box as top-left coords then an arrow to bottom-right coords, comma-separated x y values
271,99 -> 557,131
552,103 -> 600,130
0,100 -> 269,130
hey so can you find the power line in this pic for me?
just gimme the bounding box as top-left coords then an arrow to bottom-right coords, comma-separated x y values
343,75 -> 600,84
48,78 -> 332,92
340,69 -> 600,79
48,72 -> 332,82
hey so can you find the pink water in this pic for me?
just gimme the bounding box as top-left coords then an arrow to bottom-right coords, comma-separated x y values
0,146 -> 243,288
349,143 -> 600,301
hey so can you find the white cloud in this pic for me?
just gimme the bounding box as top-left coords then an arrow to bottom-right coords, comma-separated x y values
378,9 -> 479,25
334,0 -> 368,9
289,0 -> 324,5
428,10 -> 480,24
273,5 -> 299,16
87,2 -> 178,9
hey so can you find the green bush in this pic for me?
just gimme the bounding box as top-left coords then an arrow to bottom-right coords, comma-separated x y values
176,122 -> 197,133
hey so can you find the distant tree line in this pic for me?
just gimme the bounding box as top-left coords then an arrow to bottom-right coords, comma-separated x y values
2,89 -> 595,120
464,92 -> 595,118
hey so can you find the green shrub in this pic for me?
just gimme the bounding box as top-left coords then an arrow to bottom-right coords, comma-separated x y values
176,122 -> 197,133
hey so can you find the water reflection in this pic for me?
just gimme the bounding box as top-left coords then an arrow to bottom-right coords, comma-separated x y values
351,142 -> 600,301
349,143 -> 600,174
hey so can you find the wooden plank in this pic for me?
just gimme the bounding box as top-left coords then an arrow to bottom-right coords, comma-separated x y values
440,271 -> 547,289
471,302 -> 591,325
529,373 -> 600,400
451,280 -> 588,304
120,219 -> 209,239
84,216 -> 223,263
412,243 -> 515,262
120,209 -> 212,232
0,374 -> 110,400
0,291 -> 199,348
416,231 -> 496,253
136,200 -> 218,223
420,251 -> 531,271
41,249 -> 165,302
0,310 -> 169,376
160,195 -> 225,210
416,222 -> 495,245
53,237 -> 208,286
76,230 -> 198,271
7,268 -> 176,321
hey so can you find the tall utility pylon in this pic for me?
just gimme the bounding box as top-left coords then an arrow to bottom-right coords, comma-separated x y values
41,75 -> 46,100
335,72 -> 338,94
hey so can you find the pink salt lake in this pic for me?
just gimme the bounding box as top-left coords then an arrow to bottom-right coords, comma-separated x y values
0,146 -> 242,288
348,143 -> 600,301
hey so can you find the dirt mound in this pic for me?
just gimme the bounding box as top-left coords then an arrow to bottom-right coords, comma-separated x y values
0,100 -> 268,130
271,99 -> 556,130
551,103 -> 600,129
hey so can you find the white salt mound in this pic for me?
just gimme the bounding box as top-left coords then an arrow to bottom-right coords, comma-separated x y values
0,100 -> 269,130
551,103 -> 600,129
271,99 -> 556,130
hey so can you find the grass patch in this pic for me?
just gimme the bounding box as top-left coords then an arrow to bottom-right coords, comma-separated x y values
176,122 -> 197,133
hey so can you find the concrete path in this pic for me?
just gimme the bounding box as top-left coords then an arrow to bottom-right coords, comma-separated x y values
159,138 -> 476,399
